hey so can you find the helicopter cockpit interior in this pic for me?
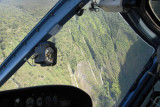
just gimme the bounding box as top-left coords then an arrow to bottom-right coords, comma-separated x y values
0,0 -> 160,107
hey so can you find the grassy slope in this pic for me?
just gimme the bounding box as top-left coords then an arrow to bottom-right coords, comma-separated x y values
0,0 -> 154,106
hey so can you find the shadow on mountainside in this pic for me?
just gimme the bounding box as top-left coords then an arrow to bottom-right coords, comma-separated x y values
117,39 -> 154,104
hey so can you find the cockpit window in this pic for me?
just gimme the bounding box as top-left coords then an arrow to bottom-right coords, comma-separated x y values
0,0 -> 155,106
0,0 -> 59,60
150,0 -> 160,20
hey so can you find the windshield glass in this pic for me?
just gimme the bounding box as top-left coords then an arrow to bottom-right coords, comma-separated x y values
0,0 -> 154,106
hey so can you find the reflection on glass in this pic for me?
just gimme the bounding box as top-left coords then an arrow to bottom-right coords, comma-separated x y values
150,0 -> 160,19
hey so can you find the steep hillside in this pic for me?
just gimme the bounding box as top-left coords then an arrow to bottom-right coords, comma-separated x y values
0,0 -> 154,106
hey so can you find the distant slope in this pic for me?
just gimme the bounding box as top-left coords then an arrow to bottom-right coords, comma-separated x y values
0,0 -> 154,107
